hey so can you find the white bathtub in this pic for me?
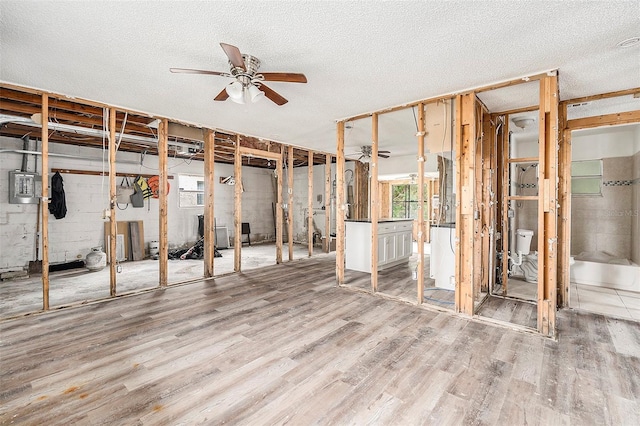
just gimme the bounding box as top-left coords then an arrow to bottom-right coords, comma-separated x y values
571,259 -> 640,291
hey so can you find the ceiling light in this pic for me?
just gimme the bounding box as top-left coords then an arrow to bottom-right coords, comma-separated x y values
512,117 -> 535,130
226,81 -> 245,104
617,37 -> 640,48
248,84 -> 264,103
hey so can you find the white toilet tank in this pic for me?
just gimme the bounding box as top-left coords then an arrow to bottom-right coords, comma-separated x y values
516,229 -> 534,255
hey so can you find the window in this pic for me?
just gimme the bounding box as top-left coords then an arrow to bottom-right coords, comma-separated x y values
178,174 -> 205,207
571,159 -> 602,196
391,184 -> 428,219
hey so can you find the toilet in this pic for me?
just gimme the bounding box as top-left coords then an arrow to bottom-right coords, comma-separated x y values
514,229 -> 538,283
516,229 -> 534,255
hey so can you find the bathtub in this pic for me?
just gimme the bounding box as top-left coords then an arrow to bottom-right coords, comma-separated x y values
571,259 -> 640,291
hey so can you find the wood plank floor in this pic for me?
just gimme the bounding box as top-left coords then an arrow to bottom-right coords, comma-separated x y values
1,255 -> 639,425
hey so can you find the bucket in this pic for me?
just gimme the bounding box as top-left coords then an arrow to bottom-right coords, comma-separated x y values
149,241 -> 159,256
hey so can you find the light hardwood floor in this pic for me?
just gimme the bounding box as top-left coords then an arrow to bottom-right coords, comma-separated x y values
1,255 -> 639,425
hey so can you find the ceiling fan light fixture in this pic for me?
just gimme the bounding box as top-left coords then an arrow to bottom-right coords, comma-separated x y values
226,81 -> 245,103
248,84 -> 264,103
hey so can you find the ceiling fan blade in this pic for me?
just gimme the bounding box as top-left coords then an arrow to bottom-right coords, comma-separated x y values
170,68 -> 228,76
378,150 -> 391,154
258,83 -> 288,106
220,43 -> 246,70
260,73 -> 307,83
214,88 -> 229,101
378,154 -> 390,158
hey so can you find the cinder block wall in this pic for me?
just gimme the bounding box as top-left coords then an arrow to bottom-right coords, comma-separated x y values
0,136 -> 275,271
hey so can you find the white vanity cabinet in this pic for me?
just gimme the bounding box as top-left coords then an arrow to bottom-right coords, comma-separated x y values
346,219 -> 413,273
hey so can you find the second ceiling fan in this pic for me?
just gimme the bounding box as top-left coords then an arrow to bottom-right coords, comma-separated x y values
170,43 -> 307,106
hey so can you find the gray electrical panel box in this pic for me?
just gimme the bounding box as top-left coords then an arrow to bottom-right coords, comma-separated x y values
9,171 -> 41,204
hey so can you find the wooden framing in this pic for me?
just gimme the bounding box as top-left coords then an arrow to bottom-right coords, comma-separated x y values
234,135 -> 242,272
288,145 -> 294,261
370,114 -> 379,292
562,87 -> 640,105
557,104 -> 571,307
336,121 -> 345,285
41,94 -> 49,310
324,154 -> 331,253
353,161 -> 369,220
566,110 -> 640,130
109,108 -> 117,295
308,150 -> 313,257
499,119 -> 510,295
455,93 -> 475,315
158,118 -> 169,287
537,75 -> 559,337
276,145 -> 283,264
340,72 -> 547,123
416,103 -> 425,304
203,129 -> 215,278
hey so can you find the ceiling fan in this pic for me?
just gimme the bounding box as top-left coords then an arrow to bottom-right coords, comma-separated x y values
349,145 -> 391,163
170,43 -> 307,106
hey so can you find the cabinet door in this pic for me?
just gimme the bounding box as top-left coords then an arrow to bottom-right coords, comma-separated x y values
385,235 -> 397,263
404,231 -> 413,257
377,235 -> 387,265
395,232 -> 405,258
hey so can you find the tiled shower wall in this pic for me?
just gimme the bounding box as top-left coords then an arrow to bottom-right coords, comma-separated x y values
571,156 -> 634,260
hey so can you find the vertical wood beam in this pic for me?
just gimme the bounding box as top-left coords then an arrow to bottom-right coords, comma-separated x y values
370,114 -> 379,292
109,107 -> 117,296
455,93 -> 476,315
417,103 -> 426,304
203,129 -> 215,278
276,147 -> 283,264
500,121 -> 510,295
41,94 -> 50,310
324,154 -> 331,253
557,104 -> 572,307
158,118 -> 168,287
336,121 -> 346,285
308,150 -> 314,257
234,135 -> 242,272
537,74 -> 559,336
288,145 -> 294,261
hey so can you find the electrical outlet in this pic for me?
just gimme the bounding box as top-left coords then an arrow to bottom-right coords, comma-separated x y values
102,209 -> 111,219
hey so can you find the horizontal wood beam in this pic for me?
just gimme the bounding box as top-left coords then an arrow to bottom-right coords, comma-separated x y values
566,110 -> 640,130
562,87 -> 640,106
51,168 -> 174,179
238,146 -> 282,160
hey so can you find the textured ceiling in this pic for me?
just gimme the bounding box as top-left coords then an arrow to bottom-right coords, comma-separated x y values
1,1 -> 639,156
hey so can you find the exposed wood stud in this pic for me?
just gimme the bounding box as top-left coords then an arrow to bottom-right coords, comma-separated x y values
557,104 -> 571,307
234,135 -> 242,272
109,108 -> 117,296
500,119 -> 510,296
288,145 -> 294,261
276,147 -> 283,264
370,114 -> 379,293
308,150 -> 314,257
203,129 -> 215,278
455,93 -> 476,315
324,154 -> 331,253
566,110 -> 640,130
561,87 -> 640,105
417,103 -> 426,304
158,118 -> 169,287
336,122 -> 346,285
537,75 -> 559,337
41,94 -> 50,310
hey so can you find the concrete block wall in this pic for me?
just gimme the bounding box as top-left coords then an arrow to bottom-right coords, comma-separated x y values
0,136 -> 276,271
